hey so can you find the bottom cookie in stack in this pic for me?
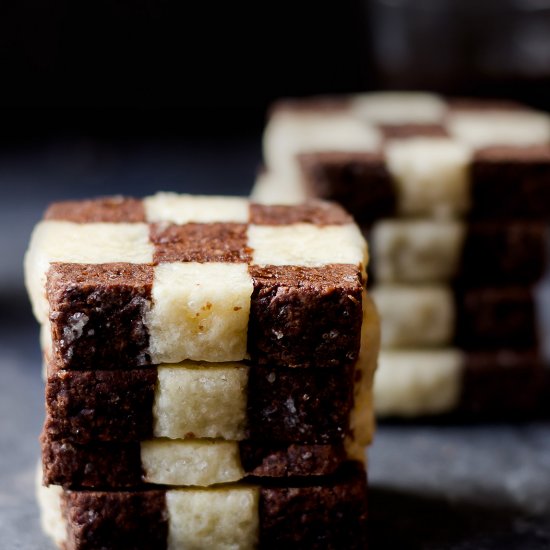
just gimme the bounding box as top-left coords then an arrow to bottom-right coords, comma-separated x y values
38,461 -> 368,550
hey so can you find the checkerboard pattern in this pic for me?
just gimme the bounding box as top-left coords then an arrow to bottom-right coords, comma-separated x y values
255,92 -> 548,418
28,194 -> 376,549
39,463 -> 368,549
258,92 -> 550,221
27,194 -> 367,369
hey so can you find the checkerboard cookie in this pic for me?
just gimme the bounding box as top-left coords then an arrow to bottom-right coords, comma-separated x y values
372,284 -> 538,349
38,462 -> 368,550
43,362 -> 358,444
371,219 -> 547,285
374,349 -> 544,417
255,93 -> 548,421
26,194 -> 368,371
256,92 -> 550,220
41,438 -> 357,489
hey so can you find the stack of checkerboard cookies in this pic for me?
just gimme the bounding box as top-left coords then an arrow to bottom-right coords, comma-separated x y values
25,193 -> 379,549
255,91 -> 549,418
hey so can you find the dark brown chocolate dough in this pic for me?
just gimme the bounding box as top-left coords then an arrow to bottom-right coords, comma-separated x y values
62,490 -> 168,550
460,350 -> 545,416
458,222 -> 547,285
379,124 -> 448,140
41,436 -> 350,489
42,439 -> 144,489
45,369 -> 157,443
150,222 -> 251,263
455,287 -> 538,349
246,365 -> 354,443
367,221 -> 547,287
298,151 -> 396,224
45,197 -> 146,223
259,462 -> 368,549
241,442 -> 348,479
47,263 -> 154,371
250,201 -> 353,226
248,264 -> 364,369
470,146 -> 550,219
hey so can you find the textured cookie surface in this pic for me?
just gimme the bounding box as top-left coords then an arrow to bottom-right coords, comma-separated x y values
374,349 -> 464,417
26,194 -> 370,371
371,219 -> 547,284
248,265 -> 363,369
263,108 -> 381,181
38,463 -> 368,550
256,93 -> 550,220
372,285 -> 455,348
375,349 -> 544,418
372,284 -> 537,350
44,361 -> 359,444
42,437 -> 354,488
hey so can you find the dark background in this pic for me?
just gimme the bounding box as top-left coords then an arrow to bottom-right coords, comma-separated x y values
2,0 -> 550,142
0,2 -> 368,140
2,2 -> 550,548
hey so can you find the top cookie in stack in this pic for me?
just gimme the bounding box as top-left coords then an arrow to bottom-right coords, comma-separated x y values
254,92 -> 549,419
26,193 -> 380,549
27,194 -> 370,367
256,92 -> 550,221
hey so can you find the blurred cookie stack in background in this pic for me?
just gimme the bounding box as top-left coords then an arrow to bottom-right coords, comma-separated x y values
254,91 -> 550,419
25,193 -> 379,549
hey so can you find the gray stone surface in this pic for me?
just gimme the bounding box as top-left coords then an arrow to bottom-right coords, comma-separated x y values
370,423 -> 550,549
0,324 -> 45,550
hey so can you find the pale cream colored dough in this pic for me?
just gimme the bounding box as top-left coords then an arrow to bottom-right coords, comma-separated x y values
371,218 -> 465,283
372,284 -> 455,348
374,349 -> 464,417
448,110 -> 550,148
348,293 -> 380,452
351,91 -> 446,124
153,363 -> 249,440
169,487 -> 260,550
248,223 -> 368,275
36,465 -> 67,548
384,137 -> 472,217
144,192 -> 250,224
141,439 -> 245,486
146,263 -> 253,364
